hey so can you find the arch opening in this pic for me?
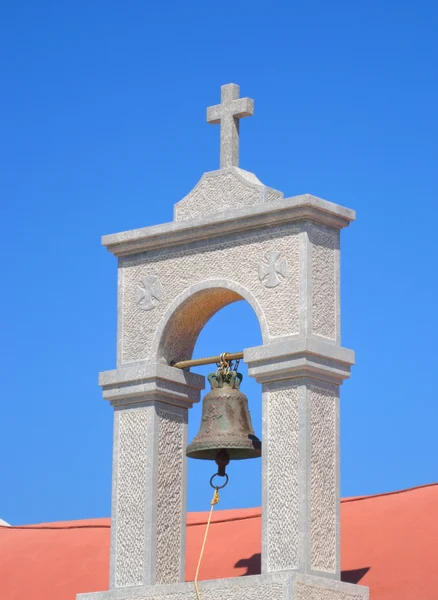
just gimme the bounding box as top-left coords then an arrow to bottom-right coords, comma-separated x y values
151,281 -> 266,513
152,281 -> 268,366
186,299 -> 263,513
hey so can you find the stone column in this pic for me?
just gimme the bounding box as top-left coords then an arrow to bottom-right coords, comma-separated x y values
99,364 -> 204,589
245,339 -> 354,580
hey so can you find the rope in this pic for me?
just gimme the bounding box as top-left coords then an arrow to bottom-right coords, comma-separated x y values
194,487 -> 220,600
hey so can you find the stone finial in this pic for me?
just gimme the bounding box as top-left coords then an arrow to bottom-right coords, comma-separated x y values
207,83 -> 254,169
173,83 -> 282,221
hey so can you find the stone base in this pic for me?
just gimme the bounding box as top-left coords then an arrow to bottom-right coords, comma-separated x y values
78,572 -> 368,600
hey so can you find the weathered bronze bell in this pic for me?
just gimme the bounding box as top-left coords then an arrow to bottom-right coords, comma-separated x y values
186,369 -> 261,475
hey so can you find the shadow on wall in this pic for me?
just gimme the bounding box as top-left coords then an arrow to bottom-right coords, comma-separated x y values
341,567 -> 370,584
234,554 -> 260,575
235,554 -> 370,584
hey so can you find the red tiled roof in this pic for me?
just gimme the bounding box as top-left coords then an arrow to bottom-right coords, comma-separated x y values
0,483 -> 437,600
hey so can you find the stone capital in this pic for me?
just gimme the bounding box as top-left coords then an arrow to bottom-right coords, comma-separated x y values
99,363 -> 205,408
244,338 -> 355,385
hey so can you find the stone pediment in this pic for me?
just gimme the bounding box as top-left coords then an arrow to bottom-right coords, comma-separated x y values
174,167 -> 283,221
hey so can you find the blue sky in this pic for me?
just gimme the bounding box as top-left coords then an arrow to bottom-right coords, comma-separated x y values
1,1 -> 437,525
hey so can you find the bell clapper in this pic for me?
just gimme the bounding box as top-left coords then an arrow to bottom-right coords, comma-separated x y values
215,448 -> 230,476
208,449 -> 231,489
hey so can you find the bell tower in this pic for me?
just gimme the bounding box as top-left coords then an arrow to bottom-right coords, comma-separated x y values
79,84 -> 369,600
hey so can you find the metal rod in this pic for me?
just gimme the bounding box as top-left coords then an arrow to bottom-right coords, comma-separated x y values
172,351 -> 244,370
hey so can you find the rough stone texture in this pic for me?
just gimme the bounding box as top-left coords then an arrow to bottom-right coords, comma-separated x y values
128,583 -> 283,600
102,367 -> 204,588
81,581 -> 285,600
265,387 -> 299,572
114,407 -> 150,588
120,224 -> 300,364
174,168 -> 283,221
108,391 -> 196,588
247,341 -> 345,580
309,385 -> 338,574
295,583 -> 364,600
78,573 -> 368,600
310,226 -> 339,341
156,408 -> 186,584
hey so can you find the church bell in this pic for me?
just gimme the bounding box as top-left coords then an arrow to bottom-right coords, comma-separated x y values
186,365 -> 261,478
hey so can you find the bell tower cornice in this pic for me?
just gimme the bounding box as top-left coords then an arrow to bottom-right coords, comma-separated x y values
102,193 -> 355,258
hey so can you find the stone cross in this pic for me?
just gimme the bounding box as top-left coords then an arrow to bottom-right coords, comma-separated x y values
207,83 -> 254,169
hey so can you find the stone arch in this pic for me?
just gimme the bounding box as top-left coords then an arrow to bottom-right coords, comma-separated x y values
151,280 -> 269,366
